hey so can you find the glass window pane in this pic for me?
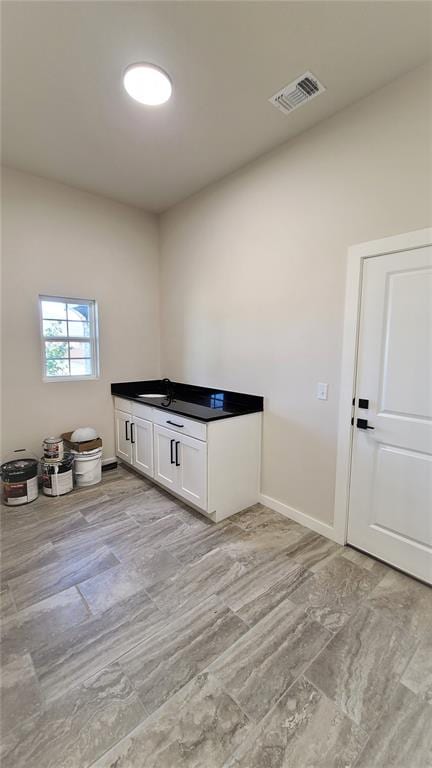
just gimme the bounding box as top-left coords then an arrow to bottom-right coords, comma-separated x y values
45,359 -> 70,377
69,341 -> 91,359
43,319 -> 68,337
41,297 -> 97,381
68,321 -> 90,338
41,301 -> 67,320
45,341 -> 69,358
67,303 -> 90,322
70,358 -> 92,376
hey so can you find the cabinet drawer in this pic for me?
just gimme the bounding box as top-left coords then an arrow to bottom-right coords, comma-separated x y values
132,401 -> 153,421
113,396 -> 132,414
152,409 -> 207,442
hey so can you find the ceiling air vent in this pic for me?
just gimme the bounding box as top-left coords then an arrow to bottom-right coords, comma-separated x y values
269,71 -> 325,115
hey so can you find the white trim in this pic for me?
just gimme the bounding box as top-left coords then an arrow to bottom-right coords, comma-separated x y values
102,457 -> 117,466
42,374 -> 100,383
39,294 -> 100,382
333,227 -> 432,545
260,493 -> 338,542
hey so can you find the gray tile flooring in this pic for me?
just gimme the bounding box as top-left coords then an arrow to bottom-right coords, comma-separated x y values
1,465 -> 431,768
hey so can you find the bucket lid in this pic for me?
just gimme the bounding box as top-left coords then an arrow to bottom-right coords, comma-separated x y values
1,458 -> 38,481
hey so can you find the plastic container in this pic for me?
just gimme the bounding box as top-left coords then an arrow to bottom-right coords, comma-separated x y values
1,453 -> 39,506
61,431 -> 102,453
41,453 -> 74,496
72,447 -> 102,487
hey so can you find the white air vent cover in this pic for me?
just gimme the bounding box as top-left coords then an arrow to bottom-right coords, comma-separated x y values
269,71 -> 325,114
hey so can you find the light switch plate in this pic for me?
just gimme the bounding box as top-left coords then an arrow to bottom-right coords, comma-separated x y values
317,382 -> 328,400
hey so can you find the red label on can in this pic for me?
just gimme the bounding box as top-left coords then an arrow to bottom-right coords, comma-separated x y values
4,481 -> 26,499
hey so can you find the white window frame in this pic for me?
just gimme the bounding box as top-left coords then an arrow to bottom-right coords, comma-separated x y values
39,295 -> 100,382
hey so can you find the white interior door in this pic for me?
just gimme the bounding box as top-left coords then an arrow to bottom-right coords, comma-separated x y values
153,424 -> 177,491
115,409 -> 132,464
132,416 -> 153,477
176,434 -> 207,511
348,246 -> 432,583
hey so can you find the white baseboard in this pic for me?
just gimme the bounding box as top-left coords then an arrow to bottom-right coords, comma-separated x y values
259,493 -> 339,543
102,456 -> 117,466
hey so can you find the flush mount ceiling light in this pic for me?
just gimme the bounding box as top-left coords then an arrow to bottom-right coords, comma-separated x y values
123,63 -> 172,106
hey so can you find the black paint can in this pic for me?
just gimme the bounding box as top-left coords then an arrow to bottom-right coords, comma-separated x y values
1,458 -> 39,506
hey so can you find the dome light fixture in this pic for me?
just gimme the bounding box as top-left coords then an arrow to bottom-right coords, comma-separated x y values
123,63 -> 172,106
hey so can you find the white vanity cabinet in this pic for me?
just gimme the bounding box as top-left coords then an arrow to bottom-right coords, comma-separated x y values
153,424 -> 178,491
132,415 -> 153,477
113,398 -> 153,479
113,396 -> 261,522
176,431 -> 208,510
114,407 -> 133,464
153,424 -> 208,510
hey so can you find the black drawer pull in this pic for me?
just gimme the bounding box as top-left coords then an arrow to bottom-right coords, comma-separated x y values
175,440 -> 180,467
125,420 -> 130,441
167,420 -> 184,428
130,422 -> 135,444
170,438 -> 175,464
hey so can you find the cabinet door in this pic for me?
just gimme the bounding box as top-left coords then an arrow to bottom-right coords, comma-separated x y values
176,434 -> 208,511
115,409 -> 132,464
132,416 -> 153,478
153,425 -> 177,491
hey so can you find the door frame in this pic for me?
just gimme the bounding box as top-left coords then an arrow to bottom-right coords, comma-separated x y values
333,227 -> 432,545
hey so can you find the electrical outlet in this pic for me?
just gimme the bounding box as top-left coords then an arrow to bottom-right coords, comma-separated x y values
317,382 -> 328,400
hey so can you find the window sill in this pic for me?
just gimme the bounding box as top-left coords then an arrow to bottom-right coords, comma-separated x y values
43,375 -> 100,383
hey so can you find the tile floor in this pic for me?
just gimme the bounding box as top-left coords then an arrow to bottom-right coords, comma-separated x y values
1,466 -> 431,768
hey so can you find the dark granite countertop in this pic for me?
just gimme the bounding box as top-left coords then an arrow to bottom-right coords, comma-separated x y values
111,380 -> 263,423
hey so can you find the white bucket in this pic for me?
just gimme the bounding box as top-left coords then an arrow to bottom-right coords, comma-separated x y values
72,448 -> 102,487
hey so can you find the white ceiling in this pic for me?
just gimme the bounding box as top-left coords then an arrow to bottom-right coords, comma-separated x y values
2,1 -> 431,212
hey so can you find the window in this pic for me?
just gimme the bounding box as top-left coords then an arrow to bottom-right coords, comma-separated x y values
39,295 -> 99,381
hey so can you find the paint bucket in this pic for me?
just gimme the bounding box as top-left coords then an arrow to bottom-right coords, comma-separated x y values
41,453 -> 74,496
1,457 -> 39,506
43,436 -> 64,462
72,447 -> 102,487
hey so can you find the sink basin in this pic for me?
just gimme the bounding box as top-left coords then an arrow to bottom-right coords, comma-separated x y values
137,394 -> 165,399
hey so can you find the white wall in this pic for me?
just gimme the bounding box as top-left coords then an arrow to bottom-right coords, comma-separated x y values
159,63 -> 432,526
1,167 -> 160,459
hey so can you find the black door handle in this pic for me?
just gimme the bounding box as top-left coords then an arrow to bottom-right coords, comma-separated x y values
175,440 -> 180,466
125,420 -> 130,441
167,420 -> 184,428
170,438 -> 175,464
357,418 -> 375,430
130,422 -> 135,444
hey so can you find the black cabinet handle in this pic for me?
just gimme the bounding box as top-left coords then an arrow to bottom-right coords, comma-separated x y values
170,438 -> 175,464
175,440 -> 180,466
167,420 -> 184,428
357,418 -> 375,430
130,422 -> 135,444
125,420 -> 130,441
